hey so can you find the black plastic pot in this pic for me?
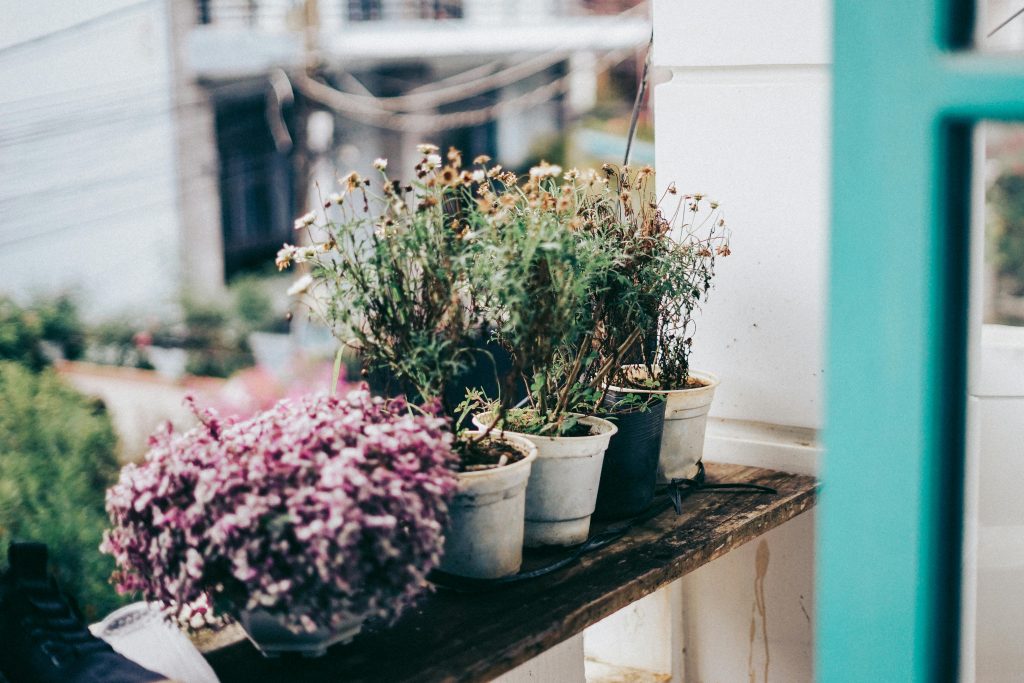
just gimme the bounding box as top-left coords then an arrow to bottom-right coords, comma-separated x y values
593,390 -> 666,520
364,328 -> 524,418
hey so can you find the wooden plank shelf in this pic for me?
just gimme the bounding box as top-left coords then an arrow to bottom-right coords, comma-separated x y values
203,462 -> 818,683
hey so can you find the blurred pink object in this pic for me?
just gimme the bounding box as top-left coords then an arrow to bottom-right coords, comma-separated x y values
201,357 -> 347,419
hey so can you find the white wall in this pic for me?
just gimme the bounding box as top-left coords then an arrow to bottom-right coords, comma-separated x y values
0,0 -> 183,316
647,0 -> 831,680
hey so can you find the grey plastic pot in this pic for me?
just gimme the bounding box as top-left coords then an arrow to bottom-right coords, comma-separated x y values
607,365 -> 719,483
472,413 -> 617,547
440,431 -> 537,579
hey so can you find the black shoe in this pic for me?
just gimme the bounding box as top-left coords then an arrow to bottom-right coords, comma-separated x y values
0,543 -> 171,683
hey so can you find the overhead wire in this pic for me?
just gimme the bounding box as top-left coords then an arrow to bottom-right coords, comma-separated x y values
0,0 -> 159,56
297,44 -> 639,132
0,2 -> 651,246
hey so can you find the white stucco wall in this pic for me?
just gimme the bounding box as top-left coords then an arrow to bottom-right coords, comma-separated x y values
0,0 -> 183,315
646,1 -> 831,681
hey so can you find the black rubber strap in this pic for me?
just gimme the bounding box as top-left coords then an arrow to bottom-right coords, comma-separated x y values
664,462 -> 778,515
428,462 -> 777,592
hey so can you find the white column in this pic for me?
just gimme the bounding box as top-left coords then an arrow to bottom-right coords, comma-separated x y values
647,1 -> 832,681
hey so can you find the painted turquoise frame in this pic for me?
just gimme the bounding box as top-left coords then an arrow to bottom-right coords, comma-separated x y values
821,2 -> 1024,681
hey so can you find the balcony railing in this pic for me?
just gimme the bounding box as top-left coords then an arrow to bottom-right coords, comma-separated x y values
195,0 -> 644,28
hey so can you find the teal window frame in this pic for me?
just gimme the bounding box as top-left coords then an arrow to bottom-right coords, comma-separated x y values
821,2 -> 1024,680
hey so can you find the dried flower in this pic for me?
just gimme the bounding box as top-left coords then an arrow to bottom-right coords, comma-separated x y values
341,172 -> 362,190
438,166 -> 458,187
373,158 -> 388,171
416,143 -> 439,155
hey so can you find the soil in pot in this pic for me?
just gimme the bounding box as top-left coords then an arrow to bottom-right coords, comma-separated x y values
593,392 -> 666,520
454,435 -> 527,472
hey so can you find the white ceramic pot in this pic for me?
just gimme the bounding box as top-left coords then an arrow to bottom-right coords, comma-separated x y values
238,610 -> 364,658
473,414 -> 617,547
608,366 -> 719,483
440,431 -> 537,579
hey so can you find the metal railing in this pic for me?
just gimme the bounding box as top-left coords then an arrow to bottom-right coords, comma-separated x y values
195,0 -> 643,27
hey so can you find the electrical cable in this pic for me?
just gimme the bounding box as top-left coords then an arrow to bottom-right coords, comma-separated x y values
296,44 -> 638,132
0,0 -> 159,56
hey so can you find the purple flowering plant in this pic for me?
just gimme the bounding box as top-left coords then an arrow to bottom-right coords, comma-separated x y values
102,389 -> 458,633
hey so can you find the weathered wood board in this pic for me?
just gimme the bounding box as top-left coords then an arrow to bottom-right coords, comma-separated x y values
204,462 -> 818,683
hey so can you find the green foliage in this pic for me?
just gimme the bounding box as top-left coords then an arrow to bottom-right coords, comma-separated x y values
88,317 -> 150,369
231,276 -> 289,334
34,294 -> 86,361
585,165 -> 728,391
285,150 -> 728,437
293,156 -> 489,416
468,185 -> 616,432
160,295 -> 254,378
988,173 -> 1024,296
601,390 -> 664,414
0,297 -> 45,370
0,362 -> 124,619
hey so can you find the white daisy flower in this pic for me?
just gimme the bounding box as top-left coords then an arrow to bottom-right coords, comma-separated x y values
293,211 -> 317,230
529,162 -> 562,179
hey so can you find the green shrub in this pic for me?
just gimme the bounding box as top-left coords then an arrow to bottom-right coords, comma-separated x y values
0,362 -> 124,619
35,293 -> 86,361
231,275 -> 289,334
0,297 -> 45,370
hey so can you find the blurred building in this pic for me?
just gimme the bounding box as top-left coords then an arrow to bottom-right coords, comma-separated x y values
0,0 -> 648,315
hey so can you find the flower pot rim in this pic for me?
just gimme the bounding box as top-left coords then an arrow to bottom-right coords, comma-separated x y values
473,412 -> 619,442
606,366 -> 719,395
456,430 -> 538,480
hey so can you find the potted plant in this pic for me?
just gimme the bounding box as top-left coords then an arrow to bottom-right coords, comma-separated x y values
596,165 -> 731,484
279,148 -> 538,578
466,161 -> 624,547
102,390 -> 458,657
